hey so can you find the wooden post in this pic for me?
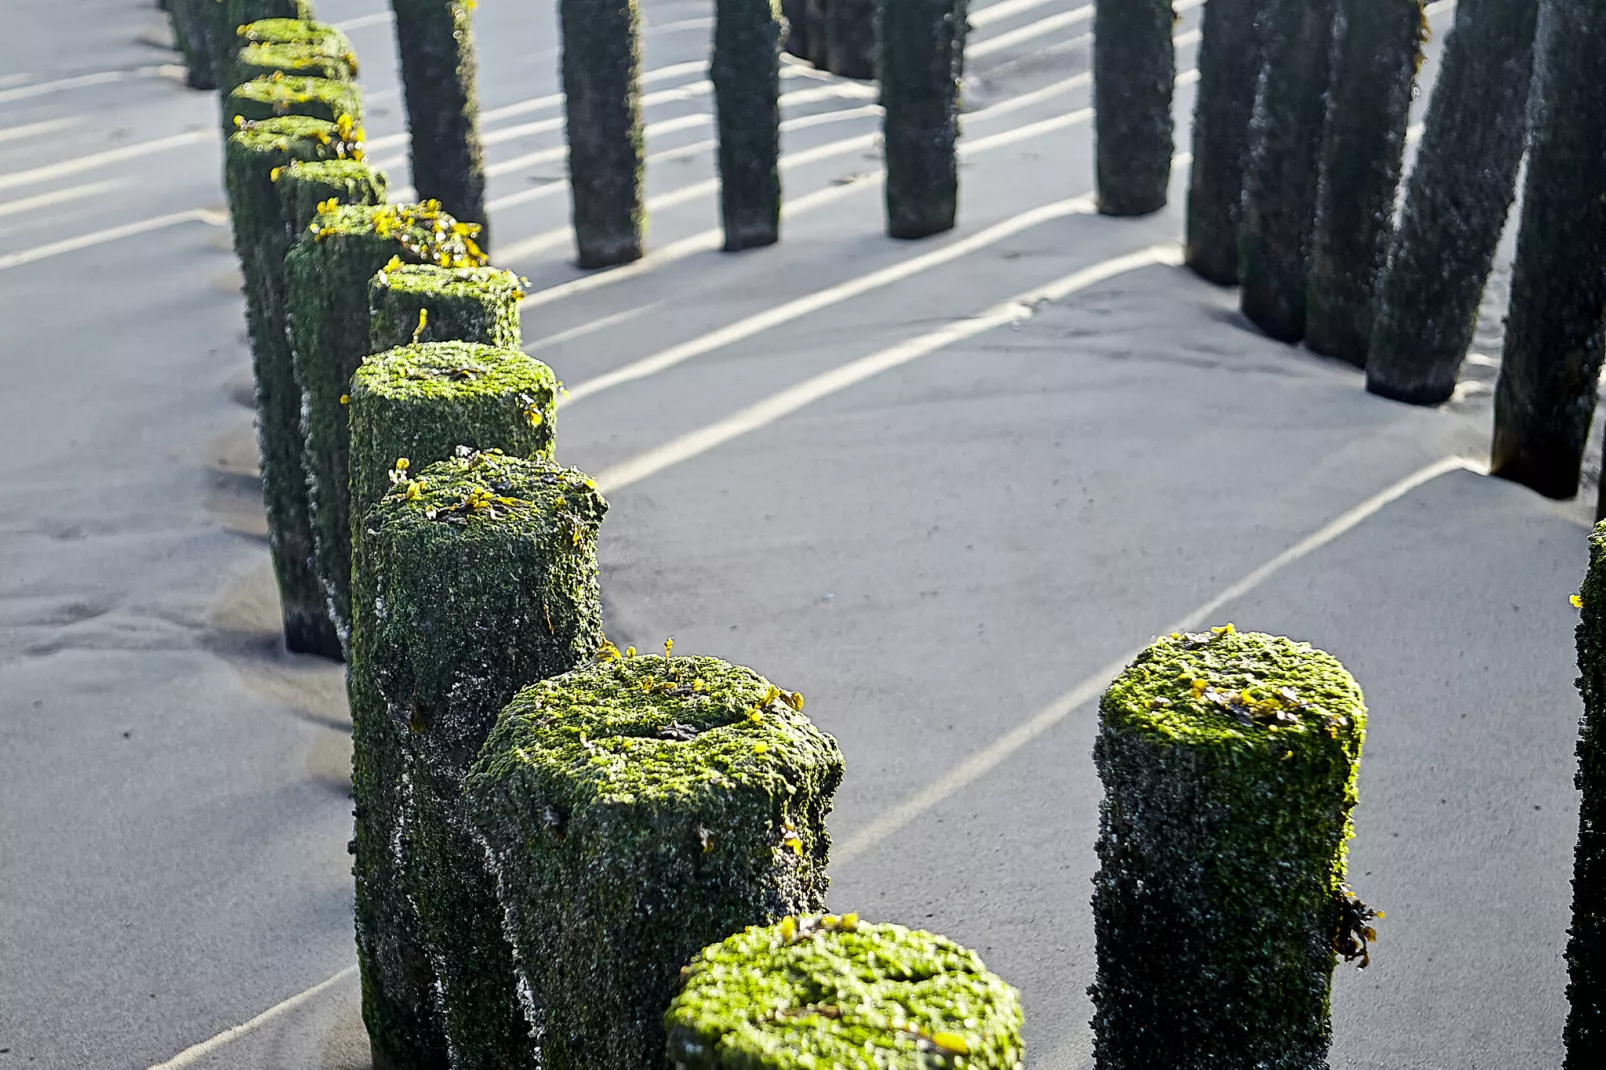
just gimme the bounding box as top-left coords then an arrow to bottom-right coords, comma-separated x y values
1366,0 -> 1538,404
1091,627 -> 1373,1069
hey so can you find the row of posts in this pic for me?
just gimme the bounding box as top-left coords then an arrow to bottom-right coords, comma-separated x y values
188,3 -> 1021,1065
1097,0 -> 1606,515
156,2 -> 1606,1068
168,0 -> 971,258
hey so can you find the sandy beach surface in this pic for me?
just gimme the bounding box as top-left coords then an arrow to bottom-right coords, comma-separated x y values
0,1 -> 1590,1067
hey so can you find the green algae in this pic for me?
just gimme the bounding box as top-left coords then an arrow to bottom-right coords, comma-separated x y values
232,40 -> 359,85
468,654 -> 845,1069
226,15 -> 357,87
234,14 -> 331,47
1100,626 -> 1365,750
357,452 -> 609,751
1091,627 -> 1368,1070
225,73 -> 363,135
212,5 -> 316,85
666,916 -> 1025,1068
369,263 -> 524,353
275,158 -> 387,234
348,341 -> 558,576
351,451 -> 607,1070
223,114 -> 360,658
284,202 -> 489,642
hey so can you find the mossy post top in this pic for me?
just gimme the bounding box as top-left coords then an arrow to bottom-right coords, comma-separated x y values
275,158 -> 388,232
227,113 -> 363,164
472,652 -> 841,808
233,40 -> 359,83
1101,626 -> 1366,757
236,16 -> 355,55
300,200 -> 486,266
227,71 -> 362,122
368,447 -> 605,539
665,915 -> 1025,1068
352,340 -> 556,411
369,263 -> 526,351
372,262 -> 524,305
357,448 -> 607,707
281,158 -> 386,193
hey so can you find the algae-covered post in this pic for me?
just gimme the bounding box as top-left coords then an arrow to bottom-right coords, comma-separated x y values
232,15 -> 349,51
277,157 -> 388,233
347,340 -> 557,525
1093,0 -> 1175,217
711,0 -> 784,251
1184,0 -> 1266,285
389,1 -> 491,250
823,0 -> 876,78
1569,527 -> 1606,1067
561,0 -> 647,267
347,686 -> 450,1066
1490,0 -> 1606,500
283,201 -> 486,642
1091,627 -> 1372,1069
1238,0 -> 1337,342
224,74 -> 364,136
227,17 -> 359,85
232,39 -> 359,84
212,3 -> 315,82
223,115 -> 362,658
345,351 -> 558,1067
468,653 -> 845,1069
369,262 -> 524,352
352,451 -> 607,1068
881,0 -> 968,240
1304,0 -> 1422,367
1366,0 -> 1538,405
666,916 -> 1025,1067
168,0 -> 219,89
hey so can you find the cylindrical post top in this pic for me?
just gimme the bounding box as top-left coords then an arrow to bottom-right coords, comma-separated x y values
666,915 -> 1026,1067
348,341 -> 559,515
233,40 -> 358,84
226,114 -> 361,162
369,262 -> 525,351
353,340 -> 556,420
225,73 -> 364,132
475,653 -> 837,807
275,158 -> 387,232
373,263 -> 523,304
368,448 -> 604,543
303,200 -> 485,267
1101,626 -> 1366,758
234,16 -> 348,51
